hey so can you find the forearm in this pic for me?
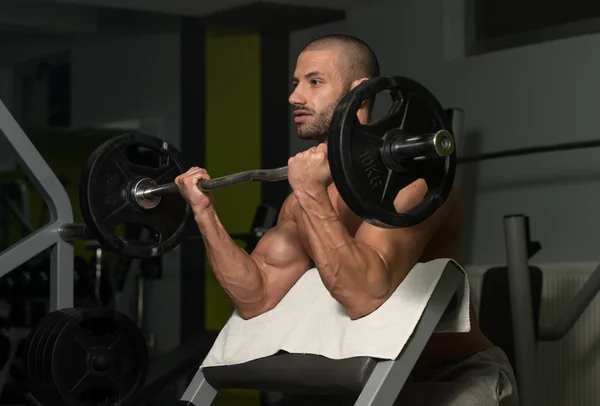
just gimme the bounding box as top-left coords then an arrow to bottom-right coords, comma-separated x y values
195,208 -> 266,317
295,190 -> 390,315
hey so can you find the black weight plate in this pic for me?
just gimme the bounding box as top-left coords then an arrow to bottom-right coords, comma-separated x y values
34,312 -> 65,396
24,310 -> 59,382
25,310 -> 70,405
79,132 -> 191,258
37,310 -> 78,405
41,309 -> 79,406
50,308 -> 149,406
23,314 -> 48,389
328,76 -> 456,228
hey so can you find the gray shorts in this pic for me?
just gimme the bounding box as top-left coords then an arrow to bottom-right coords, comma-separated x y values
393,346 -> 519,406
271,346 -> 519,406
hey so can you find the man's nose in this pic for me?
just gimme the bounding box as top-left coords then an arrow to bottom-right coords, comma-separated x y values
288,88 -> 305,106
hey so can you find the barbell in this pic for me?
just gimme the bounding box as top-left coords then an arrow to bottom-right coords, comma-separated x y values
78,75 -> 457,258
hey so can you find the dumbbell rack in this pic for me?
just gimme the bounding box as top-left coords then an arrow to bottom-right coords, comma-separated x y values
0,97 -> 75,311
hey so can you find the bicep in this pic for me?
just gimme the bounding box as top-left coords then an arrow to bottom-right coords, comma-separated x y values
250,208 -> 312,309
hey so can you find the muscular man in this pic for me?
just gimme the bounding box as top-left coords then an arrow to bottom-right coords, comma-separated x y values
176,34 -> 518,405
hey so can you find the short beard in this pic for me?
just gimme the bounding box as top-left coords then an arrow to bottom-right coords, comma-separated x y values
296,101 -> 338,143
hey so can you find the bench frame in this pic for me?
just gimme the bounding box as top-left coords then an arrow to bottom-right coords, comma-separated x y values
178,265 -> 464,406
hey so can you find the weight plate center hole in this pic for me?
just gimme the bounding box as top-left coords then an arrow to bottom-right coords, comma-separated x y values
125,145 -> 169,168
115,222 -> 162,246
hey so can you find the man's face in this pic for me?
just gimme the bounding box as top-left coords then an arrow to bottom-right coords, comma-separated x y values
289,49 -> 348,142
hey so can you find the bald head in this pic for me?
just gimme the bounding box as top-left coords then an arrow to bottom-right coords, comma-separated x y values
290,35 -> 380,141
301,34 -> 380,86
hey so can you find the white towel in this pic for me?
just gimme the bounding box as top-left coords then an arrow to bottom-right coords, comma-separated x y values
201,258 -> 471,369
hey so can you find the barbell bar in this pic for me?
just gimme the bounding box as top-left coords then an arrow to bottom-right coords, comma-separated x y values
63,126 -> 452,240
457,138 -> 600,164
132,130 -> 455,210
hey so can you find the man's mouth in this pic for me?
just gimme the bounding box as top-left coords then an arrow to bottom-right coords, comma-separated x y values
294,111 -> 311,123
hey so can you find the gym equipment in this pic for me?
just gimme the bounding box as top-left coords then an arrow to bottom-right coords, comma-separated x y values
329,76 -> 455,229
0,181 -> 33,238
0,100 -> 74,310
22,307 -> 148,406
457,138 -> 600,164
498,215 -> 600,406
78,76 -> 456,258
79,133 -> 191,259
0,255 -> 95,300
179,264 -> 464,406
0,84 -> 153,405
128,329 -> 219,405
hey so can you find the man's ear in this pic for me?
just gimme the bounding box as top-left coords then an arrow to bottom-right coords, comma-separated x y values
349,77 -> 371,109
350,77 -> 369,91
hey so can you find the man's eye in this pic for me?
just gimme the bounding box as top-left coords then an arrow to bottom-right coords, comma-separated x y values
311,79 -> 320,85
